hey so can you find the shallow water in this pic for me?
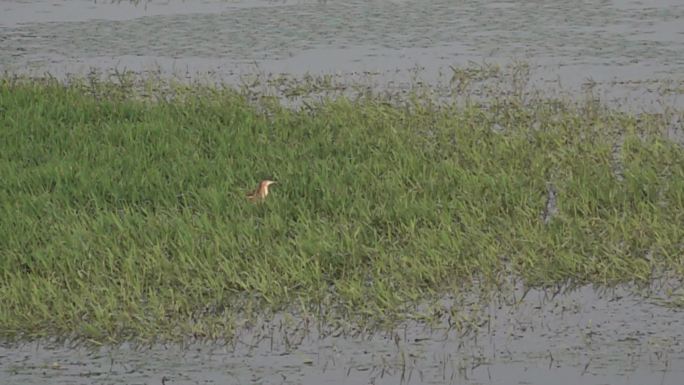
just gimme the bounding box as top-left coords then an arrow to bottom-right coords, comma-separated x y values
0,0 -> 683,107
2,284 -> 683,385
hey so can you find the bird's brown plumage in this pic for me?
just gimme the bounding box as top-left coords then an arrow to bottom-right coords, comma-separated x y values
247,180 -> 276,202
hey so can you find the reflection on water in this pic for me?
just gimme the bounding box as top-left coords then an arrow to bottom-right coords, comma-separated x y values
2,284 -> 683,385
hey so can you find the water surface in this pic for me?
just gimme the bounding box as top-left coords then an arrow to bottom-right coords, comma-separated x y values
2,284 -> 683,385
1,0 -> 683,107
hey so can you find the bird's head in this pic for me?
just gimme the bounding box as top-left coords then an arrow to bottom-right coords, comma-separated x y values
259,180 -> 277,193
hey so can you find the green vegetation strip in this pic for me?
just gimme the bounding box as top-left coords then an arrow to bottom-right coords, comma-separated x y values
1,77 -> 683,343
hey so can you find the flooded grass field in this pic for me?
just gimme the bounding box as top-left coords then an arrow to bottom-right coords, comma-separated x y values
3,283 -> 684,384
1,0 -> 684,384
2,73 -> 683,384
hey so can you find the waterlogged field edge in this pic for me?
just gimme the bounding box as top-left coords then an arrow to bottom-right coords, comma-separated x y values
0,73 -> 683,344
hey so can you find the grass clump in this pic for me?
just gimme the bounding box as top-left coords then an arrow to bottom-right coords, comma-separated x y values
0,76 -> 683,343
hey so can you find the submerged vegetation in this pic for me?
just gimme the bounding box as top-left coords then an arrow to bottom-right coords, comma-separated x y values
0,69 -> 683,344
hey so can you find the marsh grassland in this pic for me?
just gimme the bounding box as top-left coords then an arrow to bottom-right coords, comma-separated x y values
1,72 -> 683,344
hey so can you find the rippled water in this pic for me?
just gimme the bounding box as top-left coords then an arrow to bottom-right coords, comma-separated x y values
2,284 -> 683,385
1,0 -> 683,105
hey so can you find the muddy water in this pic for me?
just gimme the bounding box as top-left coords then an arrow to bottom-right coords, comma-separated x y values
2,284 -> 683,385
1,0 -> 683,107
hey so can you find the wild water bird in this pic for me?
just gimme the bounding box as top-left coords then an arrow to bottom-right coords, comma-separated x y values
247,180 -> 277,203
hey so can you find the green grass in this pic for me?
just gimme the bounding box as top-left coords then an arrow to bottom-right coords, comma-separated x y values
0,76 -> 683,343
